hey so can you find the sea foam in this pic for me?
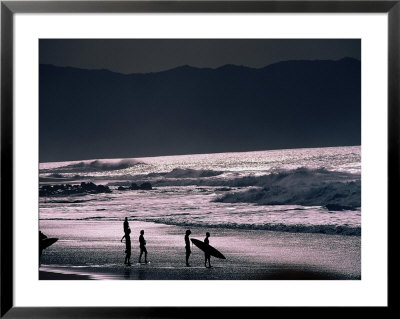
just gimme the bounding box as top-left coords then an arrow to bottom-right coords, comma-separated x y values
213,168 -> 360,210
41,159 -> 143,173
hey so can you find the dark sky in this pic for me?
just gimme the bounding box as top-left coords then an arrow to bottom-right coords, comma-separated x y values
39,39 -> 360,74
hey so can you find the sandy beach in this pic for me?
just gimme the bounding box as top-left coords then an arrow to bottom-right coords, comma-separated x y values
39,220 -> 360,280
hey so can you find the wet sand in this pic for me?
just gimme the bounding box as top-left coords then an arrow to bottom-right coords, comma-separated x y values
39,220 -> 361,280
39,270 -> 93,280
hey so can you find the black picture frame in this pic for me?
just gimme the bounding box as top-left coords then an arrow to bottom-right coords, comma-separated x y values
1,0 -> 396,317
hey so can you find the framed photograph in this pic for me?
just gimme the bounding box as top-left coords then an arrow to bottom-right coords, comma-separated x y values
1,0 -> 395,316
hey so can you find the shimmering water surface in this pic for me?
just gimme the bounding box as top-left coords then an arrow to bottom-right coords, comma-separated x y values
40,146 -> 361,236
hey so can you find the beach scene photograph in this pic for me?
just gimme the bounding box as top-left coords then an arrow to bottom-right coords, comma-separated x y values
39,39 -> 361,280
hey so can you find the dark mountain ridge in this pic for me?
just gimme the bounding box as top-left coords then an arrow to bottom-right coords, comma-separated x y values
40,58 -> 361,162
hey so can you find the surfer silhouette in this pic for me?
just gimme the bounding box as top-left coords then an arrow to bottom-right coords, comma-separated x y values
204,232 -> 211,268
123,217 -> 129,235
185,229 -> 191,266
139,230 -> 148,264
121,227 -> 132,265
39,231 -> 47,258
39,230 -> 58,261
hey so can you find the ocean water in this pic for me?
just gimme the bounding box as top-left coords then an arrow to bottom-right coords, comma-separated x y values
39,146 -> 361,236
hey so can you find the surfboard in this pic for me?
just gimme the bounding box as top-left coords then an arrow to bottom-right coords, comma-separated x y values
190,238 -> 226,259
40,237 -> 58,250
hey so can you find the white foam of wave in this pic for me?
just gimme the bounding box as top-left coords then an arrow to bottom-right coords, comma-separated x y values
214,168 -> 360,209
125,217 -> 361,236
41,159 -> 144,173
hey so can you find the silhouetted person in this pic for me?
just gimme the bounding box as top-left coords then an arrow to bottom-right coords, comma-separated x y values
139,230 -> 148,263
123,217 -> 129,235
121,228 -> 132,265
39,231 -> 58,261
39,231 -> 47,258
204,232 -> 211,268
185,229 -> 191,266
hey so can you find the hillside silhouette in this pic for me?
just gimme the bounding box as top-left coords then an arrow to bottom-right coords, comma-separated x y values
39,58 -> 360,162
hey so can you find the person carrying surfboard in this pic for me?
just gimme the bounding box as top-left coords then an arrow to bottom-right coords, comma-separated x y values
139,229 -> 148,264
204,232 -> 211,268
39,230 -> 58,259
185,229 -> 191,267
191,236 -> 226,266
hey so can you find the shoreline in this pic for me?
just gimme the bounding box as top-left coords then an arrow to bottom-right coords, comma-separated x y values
39,220 -> 361,280
39,264 -> 358,280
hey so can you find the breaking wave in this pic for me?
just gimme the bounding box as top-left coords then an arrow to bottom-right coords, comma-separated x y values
131,218 -> 361,236
42,159 -> 144,173
213,168 -> 360,210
